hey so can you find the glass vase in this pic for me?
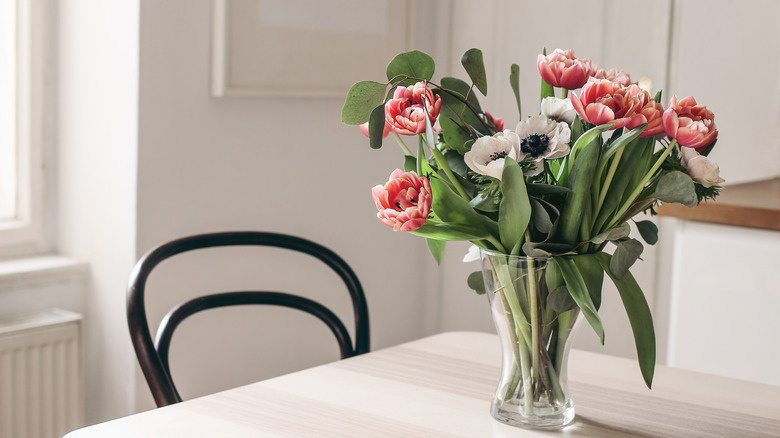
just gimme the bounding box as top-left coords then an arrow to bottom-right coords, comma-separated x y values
480,249 -> 581,429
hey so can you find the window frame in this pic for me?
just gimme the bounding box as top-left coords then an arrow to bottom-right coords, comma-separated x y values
0,0 -> 49,258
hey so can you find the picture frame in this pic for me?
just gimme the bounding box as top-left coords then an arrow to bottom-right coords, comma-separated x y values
211,0 -> 414,98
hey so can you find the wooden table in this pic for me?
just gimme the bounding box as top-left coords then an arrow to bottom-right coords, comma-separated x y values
64,332 -> 780,437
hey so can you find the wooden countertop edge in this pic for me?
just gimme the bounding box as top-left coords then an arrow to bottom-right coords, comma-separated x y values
657,178 -> 780,231
657,202 -> 780,231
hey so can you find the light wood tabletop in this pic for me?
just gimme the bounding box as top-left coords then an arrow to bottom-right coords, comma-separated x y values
64,331 -> 780,437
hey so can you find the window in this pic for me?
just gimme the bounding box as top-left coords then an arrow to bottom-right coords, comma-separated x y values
0,0 -> 46,257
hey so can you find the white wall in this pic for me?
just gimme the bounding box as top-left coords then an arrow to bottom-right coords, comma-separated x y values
56,0 -> 140,424
133,0 -> 440,412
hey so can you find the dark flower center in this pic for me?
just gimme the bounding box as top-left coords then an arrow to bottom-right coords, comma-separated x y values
486,150 -> 509,165
521,134 -> 550,157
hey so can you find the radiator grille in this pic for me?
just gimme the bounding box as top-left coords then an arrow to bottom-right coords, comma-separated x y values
0,309 -> 83,438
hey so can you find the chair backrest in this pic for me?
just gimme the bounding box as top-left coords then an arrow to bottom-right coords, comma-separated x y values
126,231 -> 370,407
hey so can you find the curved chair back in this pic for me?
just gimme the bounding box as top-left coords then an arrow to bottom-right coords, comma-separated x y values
127,231 -> 370,407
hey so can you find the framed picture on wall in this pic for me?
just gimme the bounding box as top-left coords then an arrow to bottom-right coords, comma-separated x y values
211,0 -> 414,98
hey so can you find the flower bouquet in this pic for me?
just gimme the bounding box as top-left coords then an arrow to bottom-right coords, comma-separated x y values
342,48 -> 722,428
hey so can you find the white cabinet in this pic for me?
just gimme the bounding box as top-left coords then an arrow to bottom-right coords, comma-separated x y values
655,218 -> 780,386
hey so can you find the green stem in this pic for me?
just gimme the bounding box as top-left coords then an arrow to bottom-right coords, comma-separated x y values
526,254 -> 540,388
608,139 -> 676,229
391,131 -> 414,156
429,146 -> 470,201
561,88 -> 569,99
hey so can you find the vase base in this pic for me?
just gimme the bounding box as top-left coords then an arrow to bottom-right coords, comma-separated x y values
490,402 -> 575,430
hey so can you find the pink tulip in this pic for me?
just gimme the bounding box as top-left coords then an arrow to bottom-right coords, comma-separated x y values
372,169 -> 432,232
594,68 -> 632,87
384,81 -> 442,135
359,121 -> 394,138
662,96 -> 718,152
537,49 -> 590,90
570,78 -> 643,129
486,112 -> 504,132
625,91 -> 665,137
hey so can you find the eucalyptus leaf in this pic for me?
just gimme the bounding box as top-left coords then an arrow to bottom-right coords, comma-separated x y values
341,81 -> 388,125
635,220 -> 659,245
530,198 -> 552,234
368,104 -> 386,149
552,257 -> 605,344
655,171 -> 697,207
510,64 -> 521,118
596,252 -> 656,389
440,117 -> 474,154
499,158 -> 532,254
440,77 -> 484,113
467,271 -> 486,295
548,286 -> 578,313
591,223 -> 631,245
426,238 -> 445,265
610,238 -> 644,279
461,48 -> 488,95
386,50 -> 435,82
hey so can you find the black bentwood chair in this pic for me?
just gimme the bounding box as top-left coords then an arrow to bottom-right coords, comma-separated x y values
126,231 -> 370,407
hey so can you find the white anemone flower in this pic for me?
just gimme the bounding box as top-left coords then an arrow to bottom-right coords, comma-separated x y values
515,115 -> 571,176
464,130 -> 521,180
540,97 -> 576,124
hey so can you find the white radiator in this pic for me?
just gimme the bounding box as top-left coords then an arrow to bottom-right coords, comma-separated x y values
0,309 -> 83,438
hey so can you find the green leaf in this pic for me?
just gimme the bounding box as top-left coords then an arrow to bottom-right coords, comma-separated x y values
386,50 -> 435,82
461,48 -> 487,95
592,137 -> 652,234
570,123 -> 612,162
591,222 -> 631,245
426,238 -> 445,265
467,271 -> 486,295
341,81 -> 388,125
596,252 -> 656,389
655,171 -> 697,207
411,221 -> 490,241
469,192 -> 499,212
548,286 -> 578,313
552,257 -> 604,344
635,220 -> 658,245
440,77 -> 483,112
429,177 -> 499,237
700,139 -> 717,157
510,64 -> 521,118
439,117 -> 474,154
559,136 -> 601,245
499,158 -> 531,254
571,254 -> 604,310
540,47 -> 555,100
530,198 -> 552,234
526,183 -> 572,197
610,238 -> 644,279
367,104 -> 386,149
403,154 -> 416,173
522,242 -> 573,257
